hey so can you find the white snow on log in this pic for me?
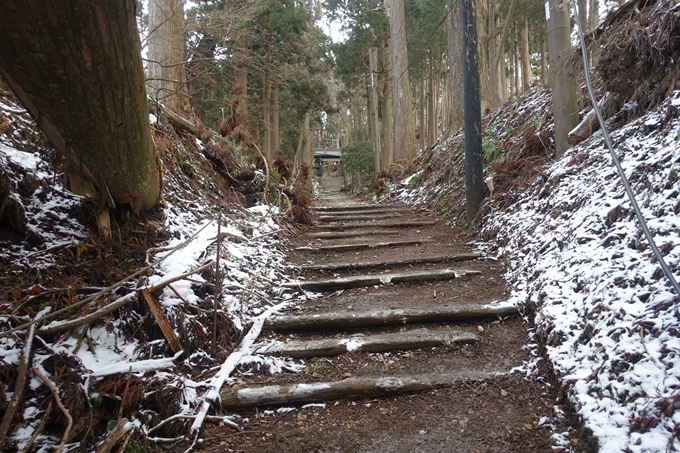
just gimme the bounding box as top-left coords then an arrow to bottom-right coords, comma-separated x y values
91,350 -> 183,377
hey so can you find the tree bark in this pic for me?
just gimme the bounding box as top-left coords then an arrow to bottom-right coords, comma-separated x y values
271,85 -> 280,152
428,60 -> 436,149
541,39 -> 549,83
148,0 -> 192,115
369,47 -> 381,172
463,0 -> 485,219
419,74 -> 426,152
447,0 -> 465,132
0,0 -> 161,213
389,0 -> 416,160
381,40 -> 395,167
521,19 -> 531,91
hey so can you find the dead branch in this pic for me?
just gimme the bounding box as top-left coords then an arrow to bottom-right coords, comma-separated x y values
32,365 -> 72,453
21,400 -> 52,453
95,418 -> 132,453
0,308 -> 47,446
141,289 -> 183,354
188,301 -> 288,438
39,261 -> 214,336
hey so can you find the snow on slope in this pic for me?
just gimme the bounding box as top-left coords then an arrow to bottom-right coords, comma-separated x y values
396,91 -> 680,451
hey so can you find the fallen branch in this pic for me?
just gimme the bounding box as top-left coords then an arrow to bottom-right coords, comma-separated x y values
39,261 -> 214,336
91,350 -> 183,377
141,290 -> 183,354
32,364 -> 72,453
21,400 -> 52,453
1,217 -> 218,340
95,418 -> 132,453
189,301 -> 288,437
0,308 -> 48,446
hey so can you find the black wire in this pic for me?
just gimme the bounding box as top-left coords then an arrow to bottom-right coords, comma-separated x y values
571,0 -> 680,297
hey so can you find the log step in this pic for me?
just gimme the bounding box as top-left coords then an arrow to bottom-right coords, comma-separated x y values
294,253 -> 482,272
313,204 -> 406,212
295,239 -> 431,253
221,371 -> 500,409
317,220 -> 436,231
308,229 -> 400,239
265,303 -> 517,331
260,328 -> 478,358
283,268 -> 480,291
315,209 -> 410,217
317,213 -> 407,222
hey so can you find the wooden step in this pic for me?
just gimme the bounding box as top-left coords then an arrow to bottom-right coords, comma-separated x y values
221,370 -> 500,409
295,239 -> 431,253
317,220 -> 436,231
265,303 -> 517,331
308,229 -> 401,239
317,213 -> 408,222
283,268 -> 480,291
260,328 -> 478,358
312,204 -> 406,212
294,253 -> 482,272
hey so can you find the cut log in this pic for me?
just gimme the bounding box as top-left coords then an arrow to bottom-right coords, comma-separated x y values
282,268 -> 480,291
141,289 -> 183,353
317,213 -> 407,222
308,229 -> 401,239
295,239 -> 431,253
221,370 -> 499,409
295,253 -> 482,272
261,328 -> 478,358
265,304 -> 517,331
158,103 -> 198,134
317,220 -> 436,231
314,209 -> 411,216
567,93 -> 608,145
312,204 -> 406,212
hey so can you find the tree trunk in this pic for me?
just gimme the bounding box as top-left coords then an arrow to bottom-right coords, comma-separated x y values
304,113 -> 313,168
521,19 -> 531,91
541,39 -> 548,83
148,0 -> 192,115
447,0 -> 464,132
476,0 -> 491,114
234,38 -> 248,126
389,0 -> 416,161
381,40 -> 395,167
427,61 -> 436,149
513,35 -> 522,96
0,1 -> 161,214
488,0 -> 497,107
509,50 -> 515,97
271,85 -> 280,152
462,0 -> 484,219
369,47 -> 381,172
263,80 -> 271,159
419,74 -> 426,152
588,0 -> 599,30
577,0 -> 588,32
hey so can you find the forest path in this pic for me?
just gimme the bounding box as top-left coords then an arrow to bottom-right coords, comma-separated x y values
199,176 -> 570,452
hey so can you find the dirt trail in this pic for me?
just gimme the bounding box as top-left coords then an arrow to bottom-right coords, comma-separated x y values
200,176 -> 571,452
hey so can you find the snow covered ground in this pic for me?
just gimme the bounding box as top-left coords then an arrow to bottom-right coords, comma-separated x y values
0,95 -> 310,451
392,91 -> 680,451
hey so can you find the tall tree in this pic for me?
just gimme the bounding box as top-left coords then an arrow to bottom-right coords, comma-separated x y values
0,1 -> 161,220
447,0 -> 464,132
389,0 -> 416,160
148,0 -> 192,114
